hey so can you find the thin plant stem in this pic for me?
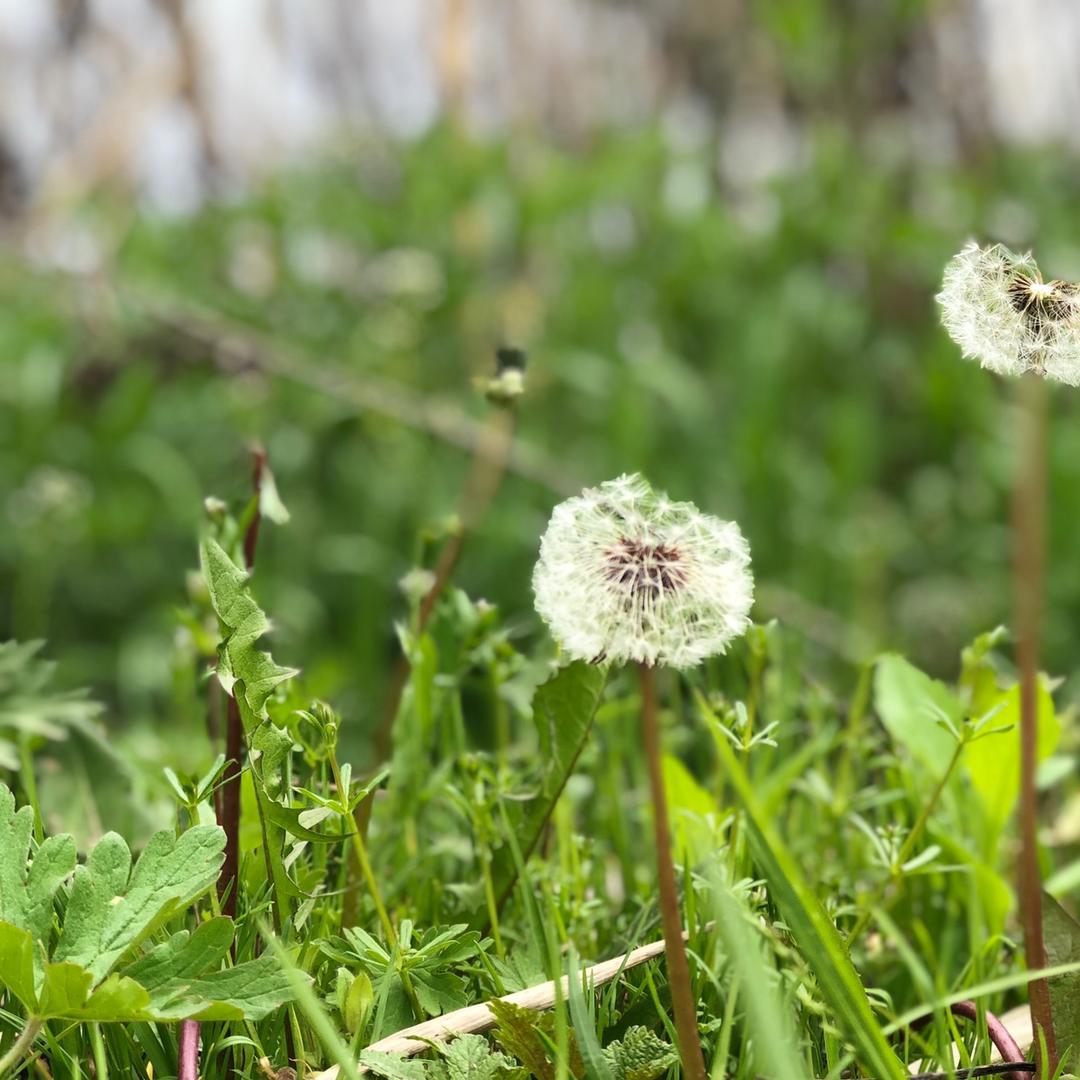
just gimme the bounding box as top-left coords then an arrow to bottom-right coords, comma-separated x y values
218,446 -> 267,921
0,1019 -> 44,1075
1011,373 -> 1056,1068
639,662 -> 707,1080
89,1023 -> 108,1080
329,753 -> 395,943
177,1020 -> 199,1080
847,737 -> 965,946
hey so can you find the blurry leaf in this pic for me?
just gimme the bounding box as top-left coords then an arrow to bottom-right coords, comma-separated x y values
712,737 -> 907,1080
491,662 -> 606,907
0,922 -> 38,1010
259,463 -> 291,525
1042,892 -> 1080,1056
874,655 -> 960,774
357,1051 -> 427,1080
661,754 -> 717,868
963,680 -> 1059,837
602,1026 -> 679,1080
342,970 -> 373,1036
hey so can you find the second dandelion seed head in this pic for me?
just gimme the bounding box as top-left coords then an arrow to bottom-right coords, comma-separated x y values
937,241 -> 1080,385
533,473 -> 753,670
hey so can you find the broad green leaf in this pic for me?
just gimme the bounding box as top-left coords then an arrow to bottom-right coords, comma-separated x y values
121,917 -> 234,991
491,662 -> 606,908
603,1027 -> 679,1080
38,961 -> 93,1015
963,680 -> 1059,837
53,824 -> 225,982
0,921 -> 38,1010
873,655 -> 960,775
75,974 -> 154,1021
661,754 -> 717,868
713,736 -> 907,1080
147,952 -> 299,1021
1043,892 -> 1080,1056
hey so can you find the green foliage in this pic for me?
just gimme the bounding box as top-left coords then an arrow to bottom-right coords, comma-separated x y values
0,781 -> 295,1023
1044,893 -> 1080,1060
602,1027 -> 678,1080
200,537 -> 298,733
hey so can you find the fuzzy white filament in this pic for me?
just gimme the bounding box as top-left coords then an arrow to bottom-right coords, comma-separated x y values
937,241 -> 1080,386
532,474 -> 753,669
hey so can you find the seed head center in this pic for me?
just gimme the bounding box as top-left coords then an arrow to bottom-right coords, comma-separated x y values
603,537 -> 688,599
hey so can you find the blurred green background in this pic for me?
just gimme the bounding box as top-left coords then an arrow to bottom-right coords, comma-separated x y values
4,1 -> 1080,756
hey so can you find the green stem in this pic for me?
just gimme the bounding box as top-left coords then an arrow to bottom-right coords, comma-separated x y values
330,754 -> 395,942
89,1023 -> 108,1080
0,1018 -> 44,1075
846,736 -> 965,945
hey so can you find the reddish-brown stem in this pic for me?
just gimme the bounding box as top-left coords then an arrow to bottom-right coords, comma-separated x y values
178,1019 -> 200,1080
640,663 -> 707,1080
950,1001 -> 1026,1078
218,447 -> 267,920
1011,375 -> 1056,1069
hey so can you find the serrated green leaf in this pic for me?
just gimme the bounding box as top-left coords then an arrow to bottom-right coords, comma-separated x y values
148,951 -> 299,1021
490,997 -> 557,1080
602,1027 -> 678,1080
200,538 -> 298,729
357,1050 -> 427,1080
53,824 -> 225,983
0,920 -> 39,1010
0,784 -> 77,943
437,1034 -> 520,1080
121,917 -> 234,992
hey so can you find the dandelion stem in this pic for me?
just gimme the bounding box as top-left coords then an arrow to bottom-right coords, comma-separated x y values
1011,373 -> 1056,1069
639,662 -> 707,1080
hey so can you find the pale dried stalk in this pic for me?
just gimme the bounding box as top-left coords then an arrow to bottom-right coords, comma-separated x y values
309,936 -> 669,1078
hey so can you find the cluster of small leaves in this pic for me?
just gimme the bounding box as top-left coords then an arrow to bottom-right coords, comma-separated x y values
325,922 -> 486,1040
0,782 -> 297,1022
357,1018 -> 676,1080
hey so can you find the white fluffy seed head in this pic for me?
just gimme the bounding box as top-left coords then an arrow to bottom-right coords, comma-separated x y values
937,241 -> 1080,385
532,474 -> 753,670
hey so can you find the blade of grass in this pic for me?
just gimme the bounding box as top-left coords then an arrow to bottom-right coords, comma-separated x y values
708,875 -> 812,1080
712,734 -> 908,1080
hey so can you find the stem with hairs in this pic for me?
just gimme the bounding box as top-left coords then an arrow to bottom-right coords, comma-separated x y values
1011,374 -> 1056,1068
639,662 -> 707,1080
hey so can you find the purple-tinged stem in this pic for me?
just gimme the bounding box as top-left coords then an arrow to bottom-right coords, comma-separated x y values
178,1019 -> 200,1080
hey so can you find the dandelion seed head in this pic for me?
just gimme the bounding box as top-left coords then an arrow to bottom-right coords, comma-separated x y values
532,474 -> 753,669
937,241 -> 1080,385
